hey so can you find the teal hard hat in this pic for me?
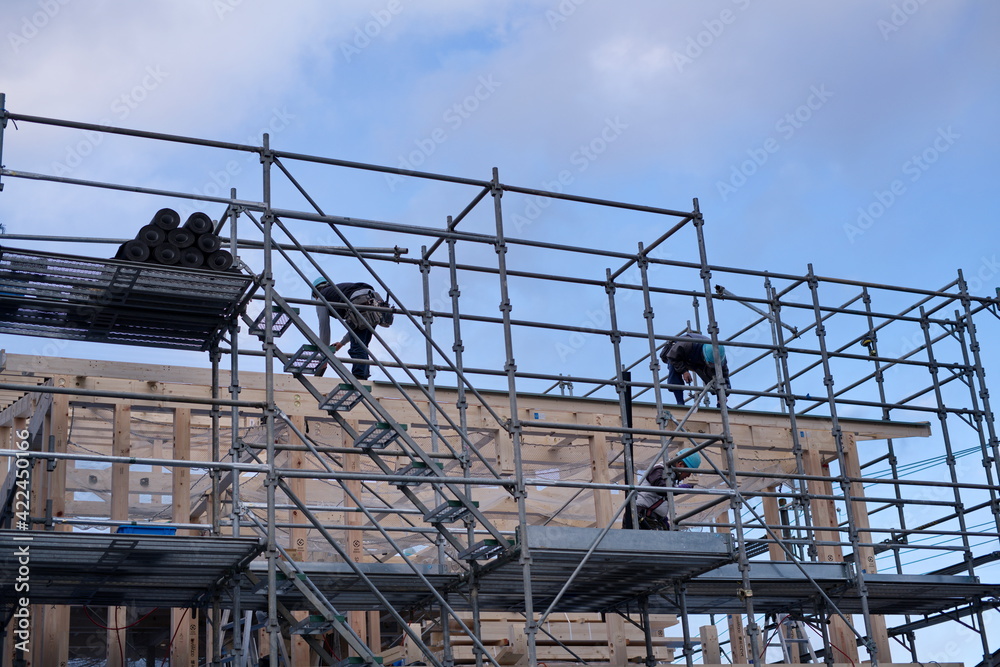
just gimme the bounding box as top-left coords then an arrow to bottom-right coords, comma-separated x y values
678,448 -> 702,470
702,342 -> 726,364
312,276 -> 329,288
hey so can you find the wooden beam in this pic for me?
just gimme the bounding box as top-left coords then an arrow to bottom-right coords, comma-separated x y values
1,354 -> 932,443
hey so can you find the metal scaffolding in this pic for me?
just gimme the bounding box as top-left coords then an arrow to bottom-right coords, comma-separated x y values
0,93 -> 999,666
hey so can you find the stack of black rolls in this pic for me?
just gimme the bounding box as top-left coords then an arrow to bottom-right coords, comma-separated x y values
115,208 -> 233,270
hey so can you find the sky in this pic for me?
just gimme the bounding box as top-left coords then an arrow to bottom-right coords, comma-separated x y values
2,0 -> 1000,663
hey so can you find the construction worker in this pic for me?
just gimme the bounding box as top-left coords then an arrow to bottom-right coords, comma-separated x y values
623,449 -> 701,530
313,277 -> 392,380
660,331 -> 730,406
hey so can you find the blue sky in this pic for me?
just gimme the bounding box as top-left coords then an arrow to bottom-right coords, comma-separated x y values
2,1 -> 1000,662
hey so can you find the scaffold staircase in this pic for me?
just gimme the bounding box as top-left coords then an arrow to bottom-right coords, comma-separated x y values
236,282 -> 518,667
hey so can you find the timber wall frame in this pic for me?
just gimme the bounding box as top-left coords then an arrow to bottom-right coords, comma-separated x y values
0,93 -> 999,667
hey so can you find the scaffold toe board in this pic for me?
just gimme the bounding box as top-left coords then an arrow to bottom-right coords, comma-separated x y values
0,531 -> 263,608
0,246 -> 253,350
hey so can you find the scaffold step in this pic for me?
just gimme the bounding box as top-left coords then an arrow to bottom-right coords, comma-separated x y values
289,613 -> 348,635
284,344 -> 331,375
248,305 -> 298,340
354,422 -> 407,450
252,570 -> 306,595
320,383 -> 369,413
425,499 -> 479,524
458,538 -> 513,561
393,460 -> 444,487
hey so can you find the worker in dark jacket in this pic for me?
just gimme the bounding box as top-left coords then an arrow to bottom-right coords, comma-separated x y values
314,278 -> 392,380
622,449 -> 701,530
660,332 -> 730,405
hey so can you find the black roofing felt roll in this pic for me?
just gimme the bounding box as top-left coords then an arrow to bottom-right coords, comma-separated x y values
136,224 -> 166,247
205,249 -> 233,271
183,212 -> 214,236
167,227 -> 196,249
153,243 -> 180,265
149,207 -> 181,231
178,246 -> 205,268
196,233 -> 222,254
116,240 -> 151,263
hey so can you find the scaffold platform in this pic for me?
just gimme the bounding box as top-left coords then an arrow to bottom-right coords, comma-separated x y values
226,528 -> 1000,618
0,531 -> 263,609
0,245 -> 253,350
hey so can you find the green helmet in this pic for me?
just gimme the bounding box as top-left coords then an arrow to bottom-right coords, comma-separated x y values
678,448 -> 702,470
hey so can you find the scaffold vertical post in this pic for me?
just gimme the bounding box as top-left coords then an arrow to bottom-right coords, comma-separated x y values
807,265 -> 874,665
490,167 -> 538,666
0,92 -> 6,192
692,197 -> 763,661
259,131 -> 282,661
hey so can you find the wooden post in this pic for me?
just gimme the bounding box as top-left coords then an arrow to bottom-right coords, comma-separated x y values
843,432 -> 891,662
761,488 -> 785,561
803,447 -> 859,663
171,408 -> 197,667
288,415 -> 309,560
715,511 -> 748,665
38,392 -> 70,667
586,418 -> 613,527
802,448 -> 840,563
368,610 -> 382,657
288,414 -> 313,666
345,420 -> 368,655
109,404 -> 131,666
583,414 -> 627,665
700,624 -> 721,665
